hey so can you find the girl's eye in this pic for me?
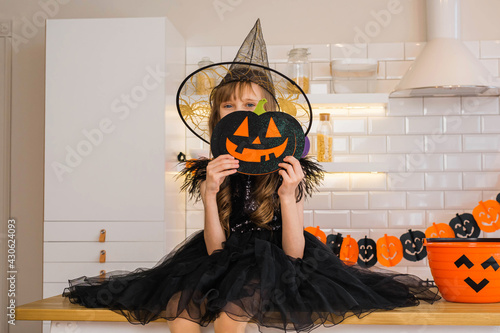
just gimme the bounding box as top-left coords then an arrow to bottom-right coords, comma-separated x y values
222,104 -> 234,109
245,103 -> 256,108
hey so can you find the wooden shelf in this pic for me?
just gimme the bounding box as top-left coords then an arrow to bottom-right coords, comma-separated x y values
16,295 -> 500,326
307,93 -> 389,106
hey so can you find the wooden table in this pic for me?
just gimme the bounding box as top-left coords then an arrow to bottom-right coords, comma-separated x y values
15,295 -> 500,332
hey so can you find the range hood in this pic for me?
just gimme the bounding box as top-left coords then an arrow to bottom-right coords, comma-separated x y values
390,0 -> 500,97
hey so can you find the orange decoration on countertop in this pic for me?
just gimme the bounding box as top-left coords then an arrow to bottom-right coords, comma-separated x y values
473,200 -> 500,233
340,235 -> 359,265
377,234 -> 403,267
305,226 -> 327,244
425,222 -> 455,239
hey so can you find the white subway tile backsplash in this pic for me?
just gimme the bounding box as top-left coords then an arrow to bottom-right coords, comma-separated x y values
463,172 -> 500,190
221,46 -> 239,62
186,46 -> 221,65
462,97 -> 499,115
388,98 -> 423,116
295,44 -> 330,62
351,210 -> 388,228
186,210 -> 204,229
304,210 -> 314,227
463,41 -> 480,58
406,154 -> 444,172
464,134 -> 500,152
407,191 -> 444,209
334,118 -> 367,134
370,154 -> 406,172
267,45 -> 294,63
350,173 -> 387,190
443,115 -> 481,134
425,172 -> 463,190
385,61 -> 412,79
331,43 -> 367,59
444,191 -> 482,210
309,80 -> 331,94
333,137 -> 349,153
311,62 -> 332,80
314,210 -> 350,228
424,97 -> 461,115
424,134 -> 462,153
368,117 -> 405,134
367,43 -> 404,60
480,40 -> 500,59
377,61 -> 386,79
444,153 -> 482,171
387,173 -> 425,190
374,79 -> 399,93
483,191 -> 500,201
481,115 -> 500,133
480,59 -> 499,77
482,153 -> 500,171
388,210 -> 425,228
406,116 -> 443,134
321,173 -> 350,191
387,135 -> 424,153
407,267 -> 433,281
333,154 -> 369,163
426,210 -> 462,225
404,42 -> 426,60
186,229 -> 201,238
369,192 -> 406,209
305,192 -> 331,209
332,192 -> 369,210
351,136 -> 386,153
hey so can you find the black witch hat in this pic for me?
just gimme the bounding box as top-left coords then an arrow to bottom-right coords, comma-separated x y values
176,19 -> 312,144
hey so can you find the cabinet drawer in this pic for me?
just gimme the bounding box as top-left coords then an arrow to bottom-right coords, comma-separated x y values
44,221 -> 164,241
44,262 -> 157,283
44,242 -> 165,262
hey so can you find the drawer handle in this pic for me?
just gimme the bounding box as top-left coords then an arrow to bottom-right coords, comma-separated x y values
99,270 -> 106,279
99,229 -> 106,242
99,250 -> 106,263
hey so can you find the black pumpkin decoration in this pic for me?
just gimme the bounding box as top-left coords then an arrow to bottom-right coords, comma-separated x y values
211,108 -> 305,175
496,192 -> 500,204
400,229 -> 427,262
357,236 -> 377,268
326,233 -> 343,257
449,213 -> 481,238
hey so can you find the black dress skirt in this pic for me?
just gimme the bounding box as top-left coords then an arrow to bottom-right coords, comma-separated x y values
62,159 -> 440,332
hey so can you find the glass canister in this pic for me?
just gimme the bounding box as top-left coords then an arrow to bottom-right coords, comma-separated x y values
195,57 -> 215,95
317,113 -> 333,162
287,48 -> 310,94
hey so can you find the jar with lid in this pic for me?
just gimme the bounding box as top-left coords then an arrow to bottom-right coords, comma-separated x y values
195,57 -> 215,95
317,113 -> 333,162
286,48 -> 310,94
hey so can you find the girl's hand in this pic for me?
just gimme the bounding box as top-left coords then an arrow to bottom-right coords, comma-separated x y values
202,154 -> 239,198
277,156 -> 304,199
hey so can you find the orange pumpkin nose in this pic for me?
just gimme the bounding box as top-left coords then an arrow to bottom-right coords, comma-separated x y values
252,136 -> 261,144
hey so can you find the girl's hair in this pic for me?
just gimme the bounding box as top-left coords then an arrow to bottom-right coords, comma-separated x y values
209,80 -> 282,236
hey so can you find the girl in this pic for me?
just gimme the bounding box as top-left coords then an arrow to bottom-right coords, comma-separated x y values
63,19 -> 439,333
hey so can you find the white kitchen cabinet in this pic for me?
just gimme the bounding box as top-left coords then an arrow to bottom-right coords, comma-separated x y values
43,17 -> 186,307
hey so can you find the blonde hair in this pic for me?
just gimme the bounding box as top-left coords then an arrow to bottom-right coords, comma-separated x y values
209,81 -> 281,236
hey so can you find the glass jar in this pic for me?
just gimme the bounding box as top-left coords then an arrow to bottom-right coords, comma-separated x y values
195,57 -> 215,95
287,48 -> 310,94
317,113 -> 333,162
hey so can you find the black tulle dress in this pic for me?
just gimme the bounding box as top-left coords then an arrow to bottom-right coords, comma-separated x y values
62,158 -> 440,332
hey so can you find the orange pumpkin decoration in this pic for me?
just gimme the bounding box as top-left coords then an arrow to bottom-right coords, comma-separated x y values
304,226 -> 327,244
339,235 -> 359,265
472,200 -> 500,233
376,234 -> 403,267
425,222 -> 455,239
425,238 -> 500,303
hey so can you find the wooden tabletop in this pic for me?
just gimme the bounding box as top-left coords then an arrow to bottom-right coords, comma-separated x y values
16,295 -> 500,326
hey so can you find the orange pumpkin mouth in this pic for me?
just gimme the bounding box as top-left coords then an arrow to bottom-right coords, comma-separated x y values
226,137 -> 289,162
480,211 -> 499,226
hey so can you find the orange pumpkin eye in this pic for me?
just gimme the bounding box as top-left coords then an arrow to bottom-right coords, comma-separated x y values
265,117 -> 281,138
233,116 -> 249,137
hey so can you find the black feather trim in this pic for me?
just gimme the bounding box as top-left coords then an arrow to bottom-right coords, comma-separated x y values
297,157 -> 325,201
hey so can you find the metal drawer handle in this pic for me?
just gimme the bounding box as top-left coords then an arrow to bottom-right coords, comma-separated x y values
99,270 -> 106,279
99,229 -> 106,242
99,250 -> 106,263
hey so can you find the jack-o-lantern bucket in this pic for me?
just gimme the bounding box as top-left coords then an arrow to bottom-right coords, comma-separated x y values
425,238 -> 500,303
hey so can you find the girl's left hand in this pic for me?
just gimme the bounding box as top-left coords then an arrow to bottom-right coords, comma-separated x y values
277,156 -> 304,199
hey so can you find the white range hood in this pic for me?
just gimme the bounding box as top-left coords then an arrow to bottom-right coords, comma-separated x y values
390,0 -> 500,97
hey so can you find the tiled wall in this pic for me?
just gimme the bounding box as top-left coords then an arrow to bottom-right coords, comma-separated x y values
183,40 -> 500,279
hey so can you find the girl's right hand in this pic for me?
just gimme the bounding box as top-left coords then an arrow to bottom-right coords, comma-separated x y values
202,154 -> 239,197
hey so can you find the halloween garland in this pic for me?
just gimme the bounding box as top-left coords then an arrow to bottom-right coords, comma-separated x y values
306,194 -> 500,267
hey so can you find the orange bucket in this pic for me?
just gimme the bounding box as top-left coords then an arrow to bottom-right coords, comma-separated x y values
425,238 -> 500,303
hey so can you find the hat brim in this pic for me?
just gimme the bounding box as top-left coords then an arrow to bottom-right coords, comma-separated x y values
176,62 -> 313,144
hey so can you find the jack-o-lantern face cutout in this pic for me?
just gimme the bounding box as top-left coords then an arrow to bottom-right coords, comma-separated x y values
326,233 -> 343,257
425,222 -> 455,239
400,229 -> 427,262
455,254 -> 500,293
376,234 -> 403,267
357,236 -> 377,268
339,235 -> 359,264
473,200 -> 500,233
449,213 -> 480,238
211,108 -> 305,175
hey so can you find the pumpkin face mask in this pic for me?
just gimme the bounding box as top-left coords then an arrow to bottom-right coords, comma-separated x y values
211,99 -> 305,175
